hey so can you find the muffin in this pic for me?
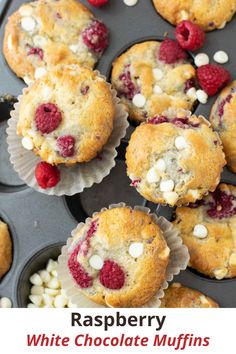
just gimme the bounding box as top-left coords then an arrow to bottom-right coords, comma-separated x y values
17,64 -> 115,165
0,221 -> 12,280
67,207 -> 170,307
152,0 -> 236,31
210,81 -> 236,173
111,41 -> 196,123
173,184 -> 236,279
160,283 -> 219,308
3,0 -> 109,83
126,109 -> 226,206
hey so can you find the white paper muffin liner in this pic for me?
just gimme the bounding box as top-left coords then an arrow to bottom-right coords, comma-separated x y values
6,74 -> 129,196
57,203 -> 189,308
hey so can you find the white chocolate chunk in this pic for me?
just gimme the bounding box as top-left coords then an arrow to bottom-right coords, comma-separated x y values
163,191 -> 179,205
213,50 -> 229,64
199,295 -> 209,305
33,35 -> 47,47
154,158 -> 166,172
51,270 -> 58,277
189,189 -> 200,199
160,179 -> 174,192
132,94 -> 146,108
29,295 -> 42,306
21,16 -> 36,32
69,44 -> 79,54
31,286 -> 44,296
46,277 -> 60,289
44,288 -> 60,296
153,85 -> 163,94
19,5 -> 33,17
213,268 -> 228,280
22,137 -> 34,150
123,0 -> 138,6
42,294 -> 54,307
194,53 -> 209,67
54,295 -> 68,308
0,297 -> 12,308
193,224 -> 208,238
187,87 -> 197,100
34,67 -> 47,79
129,242 -> 144,258
46,259 -> 58,273
30,273 -> 43,286
180,10 -> 189,20
229,253 -> 236,266
38,270 -> 51,283
146,167 -> 160,184
218,21 -> 226,29
175,136 -> 188,150
153,68 -> 164,81
196,90 -> 208,104
89,255 -> 104,270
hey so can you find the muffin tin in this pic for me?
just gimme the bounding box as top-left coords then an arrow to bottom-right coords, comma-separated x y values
0,0 -> 236,308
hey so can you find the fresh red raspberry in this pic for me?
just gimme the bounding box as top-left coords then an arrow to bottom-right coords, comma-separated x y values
82,20 -> 109,54
35,103 -> 62,134
87,0 -> 108,6
99,260 -> 125,290
197,64 -> 231,96
159,38 -> 187,64
175,20 -> 205,51
68,243 -> 93,288
57,136 -> 75,157
27,47 -> 44,60
35,162 -> 60,189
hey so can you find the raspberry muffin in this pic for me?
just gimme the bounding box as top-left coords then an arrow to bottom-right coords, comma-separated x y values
17,64 -> 115,165
3,0 -> 109,83
160,283 -> 219,308
67,207 -> 170,307
126,109 -> 226,206
152,0 -> 236,31
111,40 -> 196,123
173,184 -> 236,279
210,81 -> 236,173
0,221 -> 12,280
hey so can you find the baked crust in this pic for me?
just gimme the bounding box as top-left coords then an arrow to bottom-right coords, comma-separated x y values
152,0 -> 236,31
160,283 -> 219,308
0,221 -> 12,280
17,64 -> 115,165
68,207 -> 170,308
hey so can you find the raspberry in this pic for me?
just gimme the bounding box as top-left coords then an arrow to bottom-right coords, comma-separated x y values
82,20 -> 109,54
175,20 -> 205,51
218,94 -> 233,119
184,78 -> 196,93
99,260 -> 125,290
35,103 -> 62,134
207,189 -> 236,219
87,0 -> 108,6
35,162 -> 60,189
130,179 -> 141,188
68,244 -> 93,288
27,47 -> 44,60
118,65 -> 139,100
171,117 -> 200,128
148,116 -> 169,125
57,136 -> 75,157
159,38 -> 187,64
197,64 -> 231,96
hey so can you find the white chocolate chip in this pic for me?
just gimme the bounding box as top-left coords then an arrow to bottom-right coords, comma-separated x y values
0,297 -> 12,308
54,295 -> 68,308
23,76 -> 34,86
29,295 -> 42,306
159,246 -> 170,259
19,5 -> 33,17
34,67 -> 47,80
187,87 -> 197,100
199,295 -> 209,305
172,282 -> 181,288
146,167 -> 160,184
154,158 -> 166,172
163,191 -> 179,205
189,189 -> 200,199
153,85 -> 163,94
132,93 -> 146,108
218,21 -> 226,29
160,179 -> 175,192
194,53 -> 209,67
213,268 -> 228,280
46,277 -> 60,289
42,294 -> 54,307
69,44 -> 79,54
21,16 -> 36,32
153,68 -> 164,81
193,224 -> 208,238
44,288 -> 60,296
30,273 -> 43,286
196,89 -> 208,104
180,10 -> 189,20
175,136 -> 188,150
22,137 -> 34,150
89,255 -> 104,270
7,35 -> 13,50
213,50 -> 229,64
123,0 -> 138,6
129,242 -> 144,258
229,253 -> 236,266
33,35 -> 47,47
31,286 -> 44,296
38,270 -> 51,283
46,259 -> 57,273
27,303 -> 37,308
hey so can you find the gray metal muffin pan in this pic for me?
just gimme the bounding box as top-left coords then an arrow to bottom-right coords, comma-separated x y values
0,0 -> 236,308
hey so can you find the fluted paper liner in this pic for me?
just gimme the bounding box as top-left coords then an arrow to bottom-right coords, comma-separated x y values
6,74 -> 129,196
58,203 -> 189,308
